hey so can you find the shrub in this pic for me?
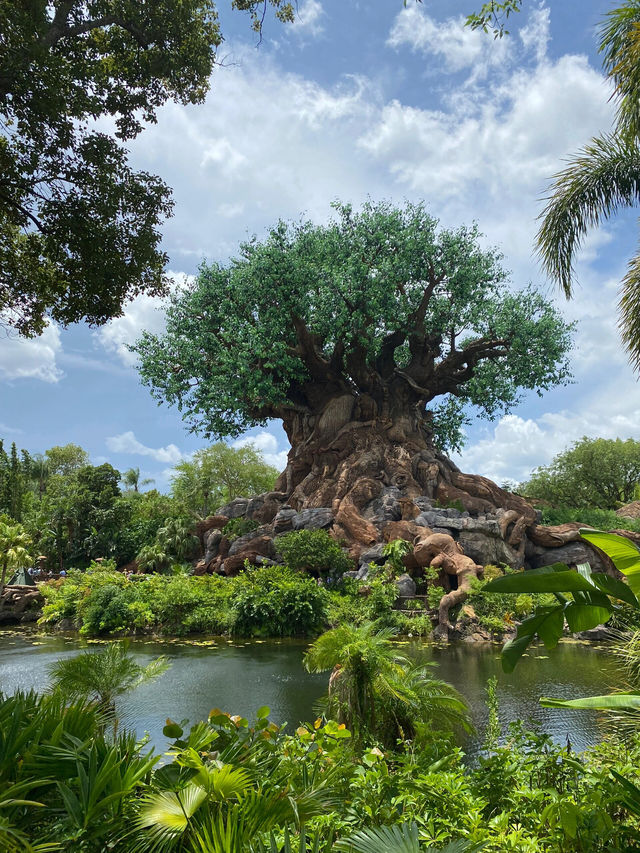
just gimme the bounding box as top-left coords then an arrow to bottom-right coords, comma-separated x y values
275,529 -> 354,575
540,504 -> 640,533
230,565 -> 328,637
222,517 -> 259,541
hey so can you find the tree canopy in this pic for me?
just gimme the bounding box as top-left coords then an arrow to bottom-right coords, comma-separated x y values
521,436 -> 640,510
0,0 -> 294,335
170,442 -> 279,517
135,201 -> 574,451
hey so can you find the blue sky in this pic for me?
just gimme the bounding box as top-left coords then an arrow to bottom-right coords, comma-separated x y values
1,0 -> 636,490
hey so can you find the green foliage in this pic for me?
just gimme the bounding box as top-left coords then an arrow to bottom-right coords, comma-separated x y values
484,531 -> 640,672
382,539 -> 412,574
465,1 -> 522,37
47,641 -> 169,729
171,442 -> 279,517
0,516 -> 33,593
40,564 -> 328,638
24,462 -> 129,570
230,565 -> 328,637
0,688 -> 157,850
304,622 -> 471,746
134,200 -> 572,451
483,677 -> 501,754
44,444 -> 90,477
0,1 -> 295,336
222,517 -> 260,541
522,436 -> 640,509
540,503 -> 640,533
3,683 -> 640,850
275,529 -> 354,575
528,0 -> 640,369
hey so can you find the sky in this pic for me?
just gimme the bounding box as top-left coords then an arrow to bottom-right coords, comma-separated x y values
1,0 -> 638,491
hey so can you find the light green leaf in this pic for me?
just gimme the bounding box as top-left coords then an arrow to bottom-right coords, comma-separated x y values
540,692 -> 640,710
580,530 -> 640,596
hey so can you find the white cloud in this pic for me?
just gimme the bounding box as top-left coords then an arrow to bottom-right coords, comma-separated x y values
0,323 -> 63,383
233,431 -> 289,470
0,422 -> 23,436
106,431 -> 185,464
290,0 -> 325,38
519,5 -> 551,63
95,272 -> 191,367
454,382 -> 640,484
387,5 -> 511,79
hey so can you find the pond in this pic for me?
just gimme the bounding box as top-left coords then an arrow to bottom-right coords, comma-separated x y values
0,631 -> 623,757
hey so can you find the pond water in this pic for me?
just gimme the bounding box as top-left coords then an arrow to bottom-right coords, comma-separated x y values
0,631 -> 624,757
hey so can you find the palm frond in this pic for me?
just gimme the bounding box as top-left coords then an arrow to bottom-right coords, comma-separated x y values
536,133 -> 640,296
619,247 -> 640,370
137,784 -> 208,839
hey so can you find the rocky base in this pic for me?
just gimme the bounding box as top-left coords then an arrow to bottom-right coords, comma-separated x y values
0,585 -> 43,625
189,488 -> 634,640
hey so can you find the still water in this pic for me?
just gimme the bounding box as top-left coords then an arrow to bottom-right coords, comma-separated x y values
0,631 -> 624,756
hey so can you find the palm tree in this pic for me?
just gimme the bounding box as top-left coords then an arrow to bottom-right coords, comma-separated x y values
156,517 -> 199,562
303,622 -> 471,745
122,467 -> 155,493
0,517 -> 33,601
535,2 -> 640,369
29,453 -> 49,498
47,642 -> 169,731
136,542 -> 172,573
334,823 -> 484,853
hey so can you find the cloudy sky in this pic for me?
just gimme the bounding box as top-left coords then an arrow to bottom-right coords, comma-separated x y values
2,0 -> 637,490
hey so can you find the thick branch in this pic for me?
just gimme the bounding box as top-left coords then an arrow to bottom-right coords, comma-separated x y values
432,338 -> 509,395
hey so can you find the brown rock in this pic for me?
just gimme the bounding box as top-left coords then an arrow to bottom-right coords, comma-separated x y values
528,523 -> 582,548
617,501 -> 640,519
383,521 -> 425,542
193,560 -> 207,576
196,515 -> 229,542
252,493 -> 288,524
222,550 -> 270,576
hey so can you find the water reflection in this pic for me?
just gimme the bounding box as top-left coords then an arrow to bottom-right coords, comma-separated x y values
0,631 -> 622,756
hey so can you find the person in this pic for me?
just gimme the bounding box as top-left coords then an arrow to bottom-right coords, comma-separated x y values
59,569 -> 67,578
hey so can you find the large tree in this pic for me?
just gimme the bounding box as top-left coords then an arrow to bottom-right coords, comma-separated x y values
522,436 -> 640,510
171,442 -> 279,517
135,201 -> 572,529
0,0 -> 294,336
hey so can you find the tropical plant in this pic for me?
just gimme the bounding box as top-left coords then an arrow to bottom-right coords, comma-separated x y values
137,542 -> 173,574
275,529 -> 354,576
47,642 -> 170,730
533,2 -> 640,369
382,539 -> 413,574
155,517 -> 199,562
0,516 -> 33,600
521,436 -> 640,509
122,467 -> 155,493
304,622 -> 470,745
335,823 -> 484,853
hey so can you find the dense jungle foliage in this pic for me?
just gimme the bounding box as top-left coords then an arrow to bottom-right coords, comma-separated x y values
3,675 -> 640,852
0,438 -> 278,572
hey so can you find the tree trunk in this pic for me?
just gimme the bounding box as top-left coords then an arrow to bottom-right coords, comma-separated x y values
274,391 -> 535,547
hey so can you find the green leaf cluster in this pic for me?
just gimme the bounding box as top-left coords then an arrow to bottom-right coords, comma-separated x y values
522,436 -> 640,510
134,200 -> 573,449
0,1 -> 294,335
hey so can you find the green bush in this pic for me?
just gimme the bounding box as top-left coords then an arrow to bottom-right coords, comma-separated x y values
222,517 -> 259,541
275,529 -> 354,575
230,565 -> 328,637
326,578 -> 397,627
540,504 -> 640,533
40,563 -> 327,638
